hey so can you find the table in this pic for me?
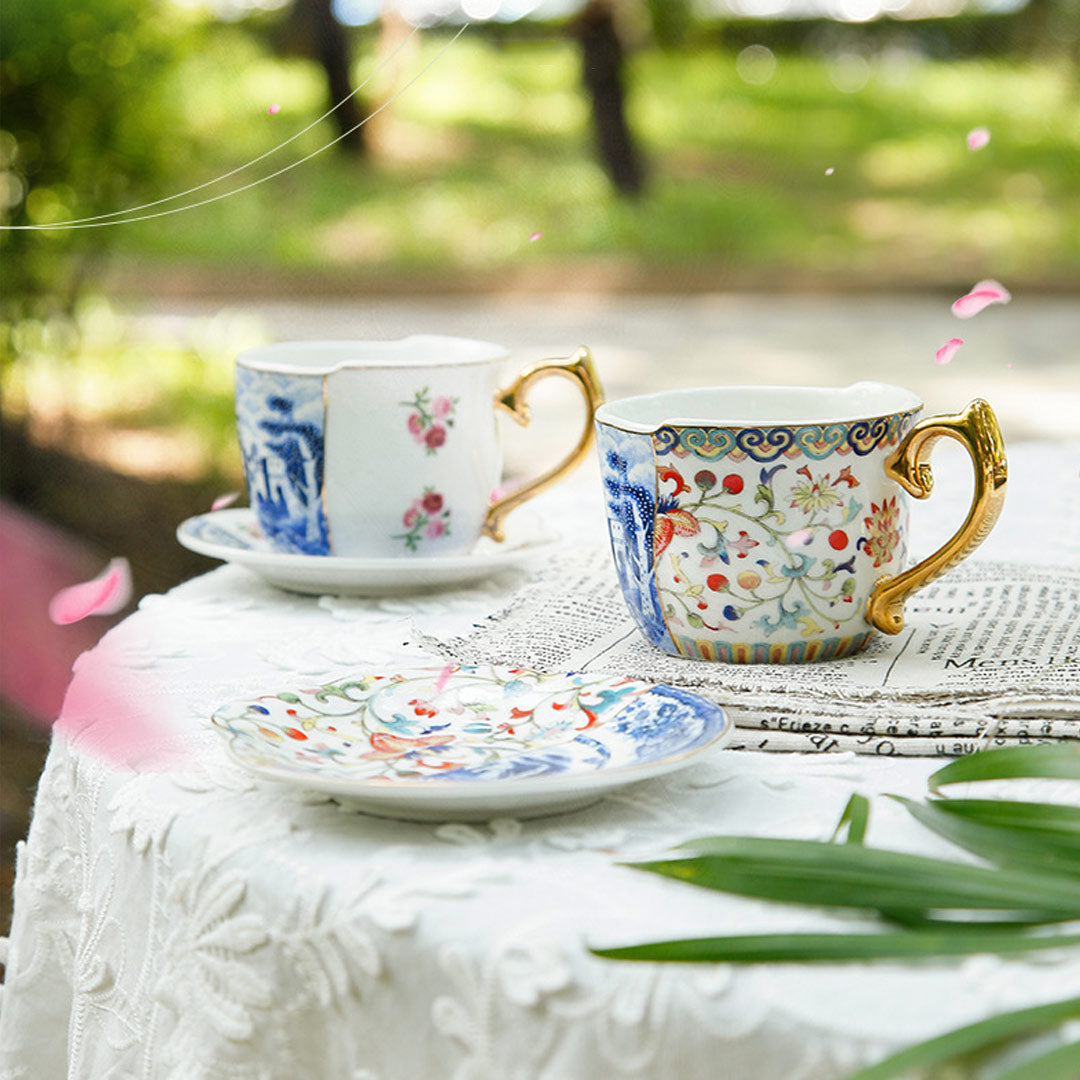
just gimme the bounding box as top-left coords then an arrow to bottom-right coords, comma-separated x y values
3,443 -> 1079,1080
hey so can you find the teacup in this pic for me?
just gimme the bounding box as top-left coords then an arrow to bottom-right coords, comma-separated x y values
595,382 -> 1007,663
235,336 -> 602,557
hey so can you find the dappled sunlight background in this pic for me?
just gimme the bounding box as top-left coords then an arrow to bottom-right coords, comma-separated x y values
0,0 -> 1077,649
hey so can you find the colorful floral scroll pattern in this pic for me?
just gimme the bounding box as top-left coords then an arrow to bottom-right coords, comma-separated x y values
403,387 -> 457,455
394,488 -> 452,551
212,666 -> 726,784
647,418 -> 914,662
649,458 -> 875,643
652,411 -> 919,463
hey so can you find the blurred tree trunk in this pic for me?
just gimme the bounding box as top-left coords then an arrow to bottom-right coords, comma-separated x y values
1011,0 -> 1079,56
292,0 -> 366,156
574,0 -> 646,197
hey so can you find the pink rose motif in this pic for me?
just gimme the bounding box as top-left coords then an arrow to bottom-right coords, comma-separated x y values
425,425 -> 447,450
403,506 -> 419,527
425,519 -> 446,539
408,413 -> 424,439
432,396 -> 453,419
422,492 -> 444,514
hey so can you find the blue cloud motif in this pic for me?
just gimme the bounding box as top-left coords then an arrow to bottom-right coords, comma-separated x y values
595,423 -> 675,654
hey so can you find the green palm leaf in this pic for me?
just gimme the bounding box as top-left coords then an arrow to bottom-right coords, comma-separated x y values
930,744 -> 1080,791
893,795 -> 1080,875
991,1040 -> 1080,1080
641,837 -> 1080,919
845,999 -> 1080,1080
592,929 -> 1080,964
596,743 -> 1080,1080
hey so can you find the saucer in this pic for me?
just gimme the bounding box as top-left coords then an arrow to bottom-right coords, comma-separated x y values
177,508 -> 559,595
211,664 -> 733,821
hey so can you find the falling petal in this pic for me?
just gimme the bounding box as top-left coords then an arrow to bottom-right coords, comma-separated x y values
49,558 -> 132,626
268,103 -> 281,115
1006,362 -> 1013,369
825,167 -> 834,176
935,338 -> 964,365
785,529 -> 814,549
966,127 -> 990,151
433,663 -> 454,694
529,231 -> 542,242
951,279 -> 1011,319
55,637 -> 192,770
211,491 -> 240,512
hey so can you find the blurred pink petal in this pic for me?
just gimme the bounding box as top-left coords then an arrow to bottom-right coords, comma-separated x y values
268,103 -> 281,115
56,639 -> 191,771
967,127 -> 990,151
529,231 -> 542,242
825,167 -> 834,176
785,528 -> 814,548
952,279 -> 1011,319
433,663 -> 455,694
48,558 -> 132,626
211,491 -> 240,512
935,338 -> 964,365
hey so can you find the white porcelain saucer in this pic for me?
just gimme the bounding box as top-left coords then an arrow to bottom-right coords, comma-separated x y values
177,508 -> 560,596
211,664 -> 733,821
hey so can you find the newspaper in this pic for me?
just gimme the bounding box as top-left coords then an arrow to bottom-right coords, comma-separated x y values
421,547 -> 1080,757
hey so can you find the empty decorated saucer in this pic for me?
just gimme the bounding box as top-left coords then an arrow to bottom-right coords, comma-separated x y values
211,664 -> 733,820
177,508 -> 559,596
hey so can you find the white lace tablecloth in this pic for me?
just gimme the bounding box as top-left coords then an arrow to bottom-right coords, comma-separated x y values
2,443 -> 1079,1080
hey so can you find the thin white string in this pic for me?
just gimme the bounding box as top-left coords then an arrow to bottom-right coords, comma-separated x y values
2,23 -> 466,231
7,24 -> 421,228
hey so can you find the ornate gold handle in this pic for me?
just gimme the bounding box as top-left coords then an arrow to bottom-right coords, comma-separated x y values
866,399 -> 1007,634
482,346 -> 603,542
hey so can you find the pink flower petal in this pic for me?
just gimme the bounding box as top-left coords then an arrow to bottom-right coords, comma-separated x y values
825,167 -> 834,176
785,528 -> 814,549
433,663 -> 455,694
269,103 -> 281,115
48,558 -> 133,626
935,338 -> 964,365
966,127 -> 990,151
55,638 -> 192,770
529,231 -> 542,242
951,279 -> 1011,319
211,491 -> 240,512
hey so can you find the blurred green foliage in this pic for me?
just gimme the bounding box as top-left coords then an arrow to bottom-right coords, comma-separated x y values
0,0 -> 197,319
96,33 -> 1080,289
1,6 -> 1077,322
0,7 -> 1076,494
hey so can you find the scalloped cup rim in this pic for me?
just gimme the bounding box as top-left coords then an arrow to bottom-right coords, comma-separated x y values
236,335 -> 509,376
594,381 -> 924,434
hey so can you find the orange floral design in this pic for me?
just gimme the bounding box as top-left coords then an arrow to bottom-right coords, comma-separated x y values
654,508 -> 700,558
862,496 -> 900,567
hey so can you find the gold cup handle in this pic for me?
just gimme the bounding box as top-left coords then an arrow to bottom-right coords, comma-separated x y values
866,399 -> 1008,634
482,346 -> 604,542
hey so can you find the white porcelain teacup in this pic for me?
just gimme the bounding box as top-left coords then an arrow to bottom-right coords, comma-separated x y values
595,382 -> 1007,664
235,336 -> 602,558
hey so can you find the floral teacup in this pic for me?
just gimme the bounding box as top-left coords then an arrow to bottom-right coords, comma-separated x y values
595,382 -> 1007,664
236,337 -> 602,557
